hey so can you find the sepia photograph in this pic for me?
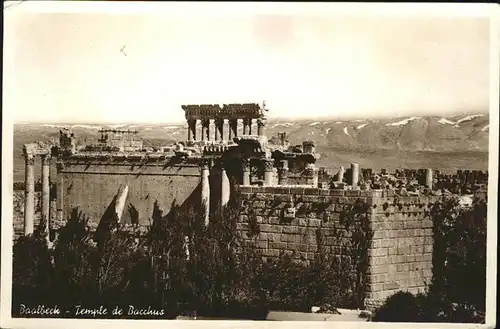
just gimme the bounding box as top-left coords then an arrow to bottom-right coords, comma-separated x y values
1,2 -> 498,328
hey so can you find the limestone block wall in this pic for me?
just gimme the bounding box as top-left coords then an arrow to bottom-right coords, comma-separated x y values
59,162 -> 202,225
237,185 -> 364,261
236,185 -> 439,309
364,194 -> 437,309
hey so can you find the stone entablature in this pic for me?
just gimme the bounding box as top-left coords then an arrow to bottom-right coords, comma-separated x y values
182,103 -> 263,120
182,102 -> 269,142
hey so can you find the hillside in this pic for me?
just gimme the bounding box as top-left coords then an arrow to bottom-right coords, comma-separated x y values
12,113 -> 490,181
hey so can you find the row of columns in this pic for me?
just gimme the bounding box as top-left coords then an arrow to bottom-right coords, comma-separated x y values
24,152 -> 51,241
187,117 -> 267,142
334,163 -> 434,189
241,158 -> 319,188
241,158 -> 276,187
200,160 -> 231,226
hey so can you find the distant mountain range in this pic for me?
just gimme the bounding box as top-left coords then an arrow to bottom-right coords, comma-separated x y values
12,113 -> 490,181
15,113 -> 489,151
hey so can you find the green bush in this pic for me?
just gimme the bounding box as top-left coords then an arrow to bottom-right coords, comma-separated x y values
12,194 -> 373,319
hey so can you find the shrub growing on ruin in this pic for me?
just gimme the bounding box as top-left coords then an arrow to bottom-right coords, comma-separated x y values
12,224 -> 54,315
429,196 -> 487,322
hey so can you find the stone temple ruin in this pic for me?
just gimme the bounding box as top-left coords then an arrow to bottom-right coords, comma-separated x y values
20,102 -> 488,310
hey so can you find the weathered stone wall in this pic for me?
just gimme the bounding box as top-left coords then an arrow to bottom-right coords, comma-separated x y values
237,185 -> 363,260
364,194 -> 436,309
59,162 -> 202,225
236,185 -> 439,309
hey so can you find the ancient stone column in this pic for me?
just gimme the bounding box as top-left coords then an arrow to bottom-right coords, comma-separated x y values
351,163 -> 360,187
188,119 -> 197,141
221,166 -> 230,207
229,118 -> 238,140
193,119 -> 198,141
187,119 -> 192,141
201,160 -> 211,225
24,151 -> 35,236
426,168 -> 433,190
242,117 -> 249,135
257,117 -> 267,137
337,166 -> 345,183
201,119 -> 210,141
263,158 -> 274,186
115,185 -> 129,223
248,118 -> 253,135
56,163 -> 64,222
41,154 -> 51,239
303,141 -> 316,154
215,118 -> 224,142
242,159 -> 251,185
277,159 -> 289,185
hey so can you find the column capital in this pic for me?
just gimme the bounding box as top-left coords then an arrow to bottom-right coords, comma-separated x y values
262,158 -> 275,172
25,154 -> 35,166
243,117 -> 252,126
23,144 -> 36,159
241,158 -> 251,171
41,154 -> 52,165
257,117 -> 268,126
200,158 -> 212,170
278,159 -> 289,169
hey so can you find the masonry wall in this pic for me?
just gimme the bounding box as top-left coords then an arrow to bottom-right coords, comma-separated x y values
236,185 -> 439,309
237,186 -> 362,261
365,193 -> 437,309
59,162 -> 202,225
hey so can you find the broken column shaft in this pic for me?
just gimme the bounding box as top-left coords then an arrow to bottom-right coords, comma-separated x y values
115,185 -> 129,222
426,168 -> 433,190
221,166 -> 230,207
277,160 -> 289,185
351,163 -> 360,187
337,166 -> 345,183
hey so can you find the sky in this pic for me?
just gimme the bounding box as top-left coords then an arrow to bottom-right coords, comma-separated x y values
3,3 -> 493,124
